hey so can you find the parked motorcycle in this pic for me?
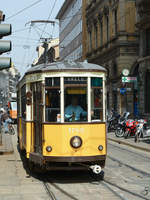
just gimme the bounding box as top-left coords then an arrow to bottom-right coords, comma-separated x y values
107,110 -> 120,132
124,119 -> 138,139
135,119 -> 150,142
115,112 -> 130,137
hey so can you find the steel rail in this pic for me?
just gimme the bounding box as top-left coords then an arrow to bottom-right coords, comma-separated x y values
43,181 -> 58,200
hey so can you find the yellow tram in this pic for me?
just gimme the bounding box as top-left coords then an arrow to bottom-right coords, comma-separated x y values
17,61 -> 107,173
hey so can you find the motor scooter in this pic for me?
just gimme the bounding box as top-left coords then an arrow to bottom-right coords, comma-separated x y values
115,112 -> 130,137
135,119 -> 150,142
107,110 -> 120,132
124,119 -> 138,139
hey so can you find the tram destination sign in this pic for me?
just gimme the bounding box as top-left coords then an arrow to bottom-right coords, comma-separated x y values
122,76 -> 137,83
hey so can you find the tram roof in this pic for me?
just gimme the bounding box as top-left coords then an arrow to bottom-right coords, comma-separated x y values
26,61 -> 106,75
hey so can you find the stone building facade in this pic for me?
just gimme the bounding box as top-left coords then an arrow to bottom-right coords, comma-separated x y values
32,38 -> 59,66
83,0 -> 139,115
56,0 -> 83,61
0,65 -> 20,108
135,0 -> 150,116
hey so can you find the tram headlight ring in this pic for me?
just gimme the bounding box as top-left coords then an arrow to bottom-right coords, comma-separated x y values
98,145 -> 103,151
70,136 -> 82,148
46,146 -> 52,152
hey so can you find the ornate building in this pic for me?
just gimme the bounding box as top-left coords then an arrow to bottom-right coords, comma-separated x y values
135,0 -> 150,116
32,38 -> 59,66
83,0 -> 139,115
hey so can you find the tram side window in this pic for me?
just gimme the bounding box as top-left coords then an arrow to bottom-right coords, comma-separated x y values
64,77 -> 87,122
91,78 -> 103,121
45,77 -> 60,122
17,91 -> 20,117
21,85 -> 26,119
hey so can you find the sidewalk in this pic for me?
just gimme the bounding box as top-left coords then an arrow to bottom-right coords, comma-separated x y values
107,132 -> 150,153
0,132 -> 14,155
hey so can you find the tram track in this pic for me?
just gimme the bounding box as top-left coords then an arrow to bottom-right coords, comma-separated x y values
89,172 -> 150,200
34,168 -> 150,200
102,179 -> 150,200
42,176 -> 80,200
108,142 -> 150,160
108,155 -> 150,177
43,181 -> 58,200
107,143 -> 150,177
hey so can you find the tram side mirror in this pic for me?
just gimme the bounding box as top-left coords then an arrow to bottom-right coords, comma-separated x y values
26,91 -> 32,105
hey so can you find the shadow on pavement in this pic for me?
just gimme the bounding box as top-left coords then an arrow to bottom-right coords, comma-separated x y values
141,139 -> 150,144
17,144 -> 104,184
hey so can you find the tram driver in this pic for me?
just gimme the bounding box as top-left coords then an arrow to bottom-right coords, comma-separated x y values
65,97 -> 87,122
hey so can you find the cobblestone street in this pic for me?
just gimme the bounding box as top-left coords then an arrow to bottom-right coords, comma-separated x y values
0,130 -> 150,200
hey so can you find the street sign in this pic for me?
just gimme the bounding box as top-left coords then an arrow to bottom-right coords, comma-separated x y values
122,76 -> 137,83
120,88 -> 126,94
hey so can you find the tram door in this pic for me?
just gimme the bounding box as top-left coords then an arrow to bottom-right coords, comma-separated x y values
32,82 -> 43,153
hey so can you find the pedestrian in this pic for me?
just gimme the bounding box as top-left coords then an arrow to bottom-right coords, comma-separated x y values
0,109 -> 4,133
1,111 -> 12,134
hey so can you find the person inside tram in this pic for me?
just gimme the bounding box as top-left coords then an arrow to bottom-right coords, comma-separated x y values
65,96 -> 87,122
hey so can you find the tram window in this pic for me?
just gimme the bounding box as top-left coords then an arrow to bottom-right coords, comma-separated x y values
45,77 -> 60,87
21,85 -> 26,119
45,89 -> 60,122
17,91 -> 20,117
64,77 -> 87,122
91,78 -> 103,121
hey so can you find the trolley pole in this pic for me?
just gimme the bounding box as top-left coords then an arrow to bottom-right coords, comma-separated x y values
25,20 -> 58,65
41,38 -> 49,64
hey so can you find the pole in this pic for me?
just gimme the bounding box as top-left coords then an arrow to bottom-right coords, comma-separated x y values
43,38 -> 48,64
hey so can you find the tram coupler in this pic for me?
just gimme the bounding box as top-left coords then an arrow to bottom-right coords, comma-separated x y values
90,165 -> 102,174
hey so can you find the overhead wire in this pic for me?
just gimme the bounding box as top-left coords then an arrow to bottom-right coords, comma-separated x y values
40,0 -> 58,39
6,0 -> 43,21
11,35 -> 39,41
12,24 -> 44,33
28,0 -> 58,66
20,24 -> 32,72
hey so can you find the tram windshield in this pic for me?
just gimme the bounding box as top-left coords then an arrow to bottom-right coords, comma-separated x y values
44,76 -> 104,123
64,77 -> 87,122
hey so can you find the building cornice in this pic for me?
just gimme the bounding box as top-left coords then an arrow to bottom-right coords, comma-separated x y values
56,0 -> 72,19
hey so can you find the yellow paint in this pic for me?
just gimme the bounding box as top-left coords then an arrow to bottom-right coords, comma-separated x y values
43,123 -> 106,157
18,119 -> 34,158
18,118 -> 106,159
26,122 -> 32,158
18,118 -> 23,150
67,88 -> 86,94
30,122 -> 34,152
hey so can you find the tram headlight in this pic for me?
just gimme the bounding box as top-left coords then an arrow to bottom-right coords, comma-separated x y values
46,146 -> 52,152
70,136 -> 82,148
98,145 -> 103,151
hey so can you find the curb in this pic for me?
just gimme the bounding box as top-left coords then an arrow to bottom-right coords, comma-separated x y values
108,137 -> 150,153
0,150 -> 14,155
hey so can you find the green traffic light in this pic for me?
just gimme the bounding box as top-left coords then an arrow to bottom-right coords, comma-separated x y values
0,57 -> 11,70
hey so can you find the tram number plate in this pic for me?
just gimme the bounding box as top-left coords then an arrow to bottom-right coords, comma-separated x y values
68,128 -> 84,134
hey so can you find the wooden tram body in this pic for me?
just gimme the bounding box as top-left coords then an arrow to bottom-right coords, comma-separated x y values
17,61 -> 107,171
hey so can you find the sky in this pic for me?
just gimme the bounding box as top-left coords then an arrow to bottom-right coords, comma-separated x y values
0,0 -> 65,75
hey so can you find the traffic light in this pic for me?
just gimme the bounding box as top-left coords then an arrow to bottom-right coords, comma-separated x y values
0,11 -> 12,70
